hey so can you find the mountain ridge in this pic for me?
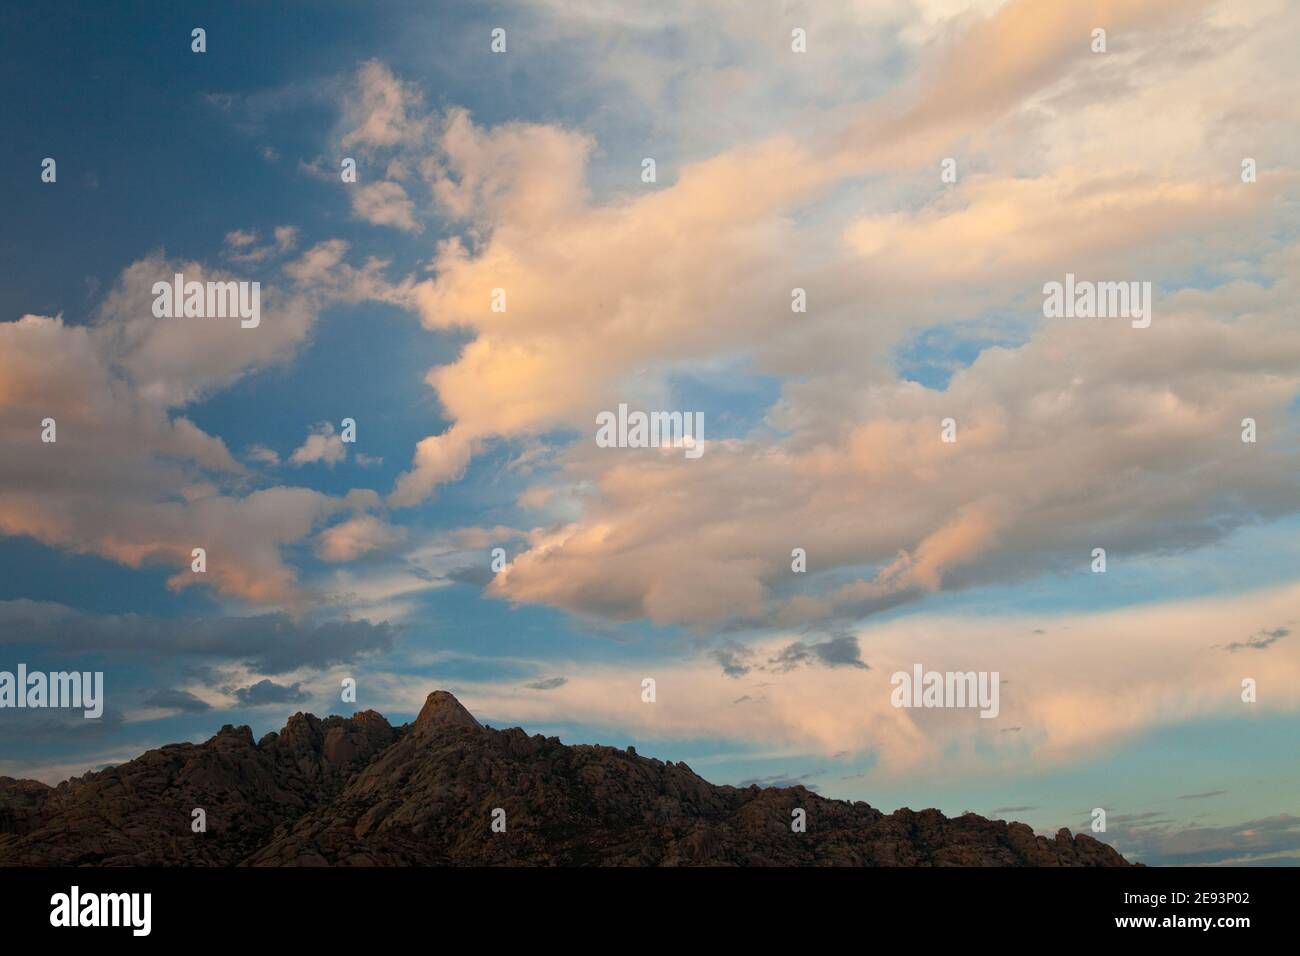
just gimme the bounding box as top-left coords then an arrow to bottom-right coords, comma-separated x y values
0,691 -> 1133,866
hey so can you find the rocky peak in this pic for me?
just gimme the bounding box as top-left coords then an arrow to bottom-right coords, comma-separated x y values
0,690 -> 1134,867
212,724 -> 255,748
413,691 -> 482,734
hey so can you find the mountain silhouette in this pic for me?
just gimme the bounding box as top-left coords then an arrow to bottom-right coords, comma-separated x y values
0,691 -> 1131,866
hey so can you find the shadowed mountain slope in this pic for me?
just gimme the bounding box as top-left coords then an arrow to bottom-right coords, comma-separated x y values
0,691 -> 1131,866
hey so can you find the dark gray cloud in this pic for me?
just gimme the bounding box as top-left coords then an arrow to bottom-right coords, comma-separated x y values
711,641 -> 754,678
446,565 -> 494,587
711,634 -> 869,677
768,642 -> 812,671
232,679 -> 309,707
0,600 -> 396,674
769,635 -> 868,672
812,635 -> 869,669
1178,789 -> 1228,800
1218,626 -> 1289,653
735,771 -> 823,792
141,688 -> 211,713
0,706 -> 125,748
525,676 -> 566,690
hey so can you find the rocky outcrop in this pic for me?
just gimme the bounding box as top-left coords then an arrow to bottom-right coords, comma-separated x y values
0,711 -> 398,865
0,692 -> 1132,867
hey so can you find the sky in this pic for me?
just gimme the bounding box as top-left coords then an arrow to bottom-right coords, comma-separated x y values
1,0 -> 1298,866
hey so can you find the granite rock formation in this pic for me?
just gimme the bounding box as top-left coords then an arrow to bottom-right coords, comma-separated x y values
0,691 -> 1131,866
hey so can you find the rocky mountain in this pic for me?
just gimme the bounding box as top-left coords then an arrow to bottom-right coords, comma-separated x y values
0,691 -> 1132,866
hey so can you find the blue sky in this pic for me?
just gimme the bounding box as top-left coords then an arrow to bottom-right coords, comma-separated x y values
2,0 -> 1299,866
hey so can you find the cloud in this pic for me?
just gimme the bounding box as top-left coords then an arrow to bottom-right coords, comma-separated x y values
0,600 -> 398,675
769,636 -> 869,672
445,564 -> 494,587
289,421 -> 348,467
244,444 -> 280,466
1112,813 -> 1300,866
711,641 -> 755,678
0,308 -> 336,605
389,426 -> 480,506
735,772 -> 821,792
0,234 -> 415,607
347,580 -> 1300,780
383,0 -> 1250,512
224,229 -> 256,249
303,531 -> 493,623
222,225 -> 299,263
525,676 -> 567,690
1219,627 -> 1290,653
484,252 -> 1300,626
853,0 -> 1214,162
810,635 -> 870,670
93,254 -> 317,405
141,688 -> 212,713
315,515 -> 405,562
351,181 -> 420,232
340,59 -> 426,152
0,706 -> 125,747
842,169 -> 1276,286
282,239 -> 414,306
232,679 -> 310,707
333,3 -> 1300,628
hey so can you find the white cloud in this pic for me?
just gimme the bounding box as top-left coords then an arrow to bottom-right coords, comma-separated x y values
351,181 -> 420,232
347,579 -> 1300,782
315,515 -> 406,562
289,421 -> 348,468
